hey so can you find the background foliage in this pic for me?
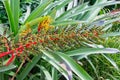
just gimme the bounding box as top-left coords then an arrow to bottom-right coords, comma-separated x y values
0,0 -> 120,80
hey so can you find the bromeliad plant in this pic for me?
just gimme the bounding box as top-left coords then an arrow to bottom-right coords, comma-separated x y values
0,0 -> 120,80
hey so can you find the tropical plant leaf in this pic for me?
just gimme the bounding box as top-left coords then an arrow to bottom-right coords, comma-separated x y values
0,64 -> 16,72
24,0 -> 53,23
2,0 -> 18,35
42,55 -> 69,80
36,65 -> 53,80
10,0 -> 19,32
17,54 -> 42,80
65,48 -> 120,57
57,52 -> 93,80
102,54 -> 119,70
41,49 -> 72,80
101,32 -> 120,37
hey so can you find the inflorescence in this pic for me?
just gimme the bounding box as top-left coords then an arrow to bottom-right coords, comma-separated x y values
0,16 -> 104,66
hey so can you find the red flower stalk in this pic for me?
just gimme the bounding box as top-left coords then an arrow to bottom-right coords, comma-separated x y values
5,53 -> 15,66
25,43 -> 32,48
32,41 -> 37,45
0,40 -> 40,65
0,50 -> 15,66
0,50 -> 14,58
16,45 -> 24,56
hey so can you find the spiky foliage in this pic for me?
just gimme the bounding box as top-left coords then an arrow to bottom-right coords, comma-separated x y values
0,0 -> 120,80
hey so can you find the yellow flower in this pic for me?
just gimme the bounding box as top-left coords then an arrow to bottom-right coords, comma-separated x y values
38,16 -> 53,32
20,23 -> 31,36
20,16 -> 53,36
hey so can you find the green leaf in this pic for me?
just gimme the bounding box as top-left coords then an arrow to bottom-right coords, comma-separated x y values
80,0 -> 107,22
103,17 -> 120,26
101,32 -> 120,37
4,71 -> 15,76
36,65 -> 53,80
2,0 -> 18,35
52,20 -> 85,26
103,72 -> 118,80
56,2 -> 88,21
52,68 -> 58,80
17,54 -> 42,80
70,1 -> 120,18
10,0 -> 19,33
42,56 -> 69,80
0,73 -> 4,80
55,0 -> 72,10
0,64 -> 16,72
65,48 -> 120,57
40,0 -> 71,17
49,9 -> 57,20
57,1 -> 120,21
102,54 -> 119,70
29,73 -> 41,80
85,57 -> 98,78
41,50 -> 71,80
57,52 -> 93,80
24,0 -> 52,23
